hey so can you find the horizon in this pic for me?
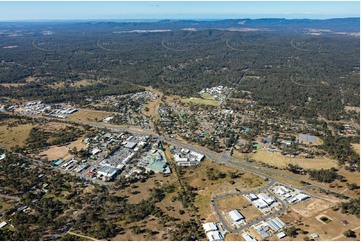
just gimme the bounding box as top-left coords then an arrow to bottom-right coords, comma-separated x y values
0,1 -> 359,21
0,16 -> 360,23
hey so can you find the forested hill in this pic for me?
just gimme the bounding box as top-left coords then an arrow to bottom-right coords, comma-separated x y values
0,17 -> 359,33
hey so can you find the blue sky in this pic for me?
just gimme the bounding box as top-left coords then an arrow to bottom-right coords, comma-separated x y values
0,1 -> 359,21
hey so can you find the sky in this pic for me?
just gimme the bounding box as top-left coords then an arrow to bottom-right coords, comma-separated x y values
0,1 -> 359,21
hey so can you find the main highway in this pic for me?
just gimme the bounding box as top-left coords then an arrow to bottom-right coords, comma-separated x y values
78,121 -> 347,201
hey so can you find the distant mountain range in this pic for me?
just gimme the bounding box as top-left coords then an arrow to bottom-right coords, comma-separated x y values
0,18 -> 359,33
85,18 -> 360,32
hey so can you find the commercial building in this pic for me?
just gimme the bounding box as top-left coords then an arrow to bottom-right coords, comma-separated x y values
257,193 -> 274,205
277,232 -> 286,239
202,222 -> 218,233
295,193 -> 310,201
206,231 -> 224,241
228,210 -> 244,223
97,165 -> 120,181
242,233 -> 257,241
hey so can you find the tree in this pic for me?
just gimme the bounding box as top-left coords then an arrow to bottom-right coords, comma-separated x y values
343,230 -> 356,238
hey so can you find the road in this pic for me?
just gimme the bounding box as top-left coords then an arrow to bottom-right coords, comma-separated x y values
70,119 -> 348,201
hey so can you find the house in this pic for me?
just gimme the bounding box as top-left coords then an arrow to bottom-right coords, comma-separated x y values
206,231 -> 224,241
257,193 -> 274,205
228,210 -> 244,223
97,166 -> 120,181
0,153 -> 5,161
242,233 -> 257,241
202,222 -> 218,233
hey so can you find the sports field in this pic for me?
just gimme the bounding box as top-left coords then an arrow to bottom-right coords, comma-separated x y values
181,97 -> 221,106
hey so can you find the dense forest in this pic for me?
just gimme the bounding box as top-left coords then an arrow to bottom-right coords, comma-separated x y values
0,19 -> 359,119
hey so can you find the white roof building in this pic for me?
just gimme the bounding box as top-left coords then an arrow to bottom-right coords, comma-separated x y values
228,210 -> 244,223
124,142 -> 137,149
249,193 -> 258,200
242,233 -> 257,241
0,153 -> 5,161
274,186 -> 290,196
202,222 -> 218,233
252,199 -> 269,209
190,151 -> 205,162
0,221 -> 7,228
206,231 -> 224,241
91,148 -> 101,155
257,193 -> 274,205
277,232 -> 286,239
295,193 -> 310,201
174,153 -> 189,163
97,165 -> 119,180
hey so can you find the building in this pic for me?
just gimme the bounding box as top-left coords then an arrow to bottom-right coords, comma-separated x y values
287,196 -> 298,204
252,199 -> 269,209
202,222 -> 218,233
277,232 -> 286,239
91,148 -> 101,156
97,165 -> 120,181
242,233 -> 257,241
257,193 -> 274,205
295,193 -> 310,201
0,153 -> 5,161
310,233 -> 319,239
249,193 -> 258,200
228,210 -> 244,223
0,221 -> 7,228
189,150 -> 205,162
144,150 -> 170,173
206,231 -> 224,241
274,186 -> 290,196
267,218 -> 286,232
255,225 -> 270,239
75,164 -> 86,173
124,141 -> 137,149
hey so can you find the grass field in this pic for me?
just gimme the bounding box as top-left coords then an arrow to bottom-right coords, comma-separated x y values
0,122 -> 34,148
181,97 -> 221,106
200,93 -> 215,100
66,108 -> 115,123
351,143 -> 360,154
251,149 -> 338,170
